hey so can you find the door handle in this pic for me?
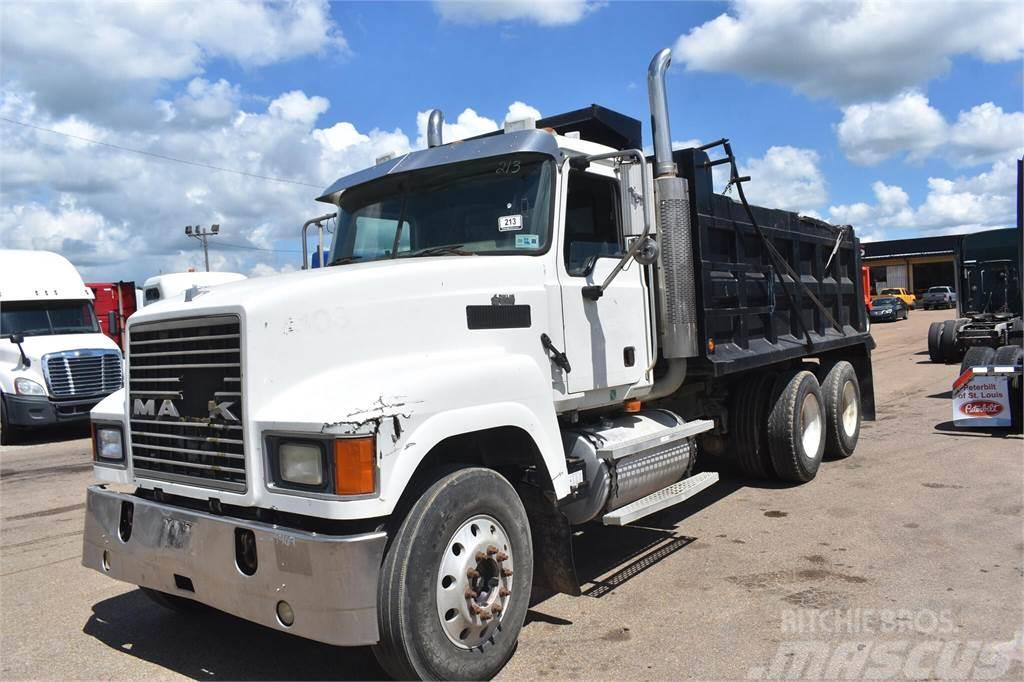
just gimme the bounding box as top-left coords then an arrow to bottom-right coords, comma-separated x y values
540,334 -> 571,373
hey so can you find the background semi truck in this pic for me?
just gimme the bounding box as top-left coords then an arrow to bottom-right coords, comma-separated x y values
82,49 -> 875,680
0,250 -> 123,445
87,281 -> 137,350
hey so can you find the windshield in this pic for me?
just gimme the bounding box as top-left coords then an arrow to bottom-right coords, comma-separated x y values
927,287 -> 948,293
330,153 -> 554,264
880,289 -> 901,295
1,300 -> 99,337
874,298 -> 899,306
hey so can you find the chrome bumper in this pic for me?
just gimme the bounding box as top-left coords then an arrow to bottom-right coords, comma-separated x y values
81,485 -> 387,646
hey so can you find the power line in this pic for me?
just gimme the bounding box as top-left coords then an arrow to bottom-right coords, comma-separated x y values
0,116 -> 323,189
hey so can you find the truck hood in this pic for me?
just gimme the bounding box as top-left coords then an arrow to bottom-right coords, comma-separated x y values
0,332 -> 120,394
126,255 -> 553,415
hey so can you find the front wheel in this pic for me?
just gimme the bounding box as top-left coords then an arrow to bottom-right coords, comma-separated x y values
373,467 -> 533,681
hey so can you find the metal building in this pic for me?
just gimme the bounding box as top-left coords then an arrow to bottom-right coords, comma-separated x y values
862,235 -> 959,297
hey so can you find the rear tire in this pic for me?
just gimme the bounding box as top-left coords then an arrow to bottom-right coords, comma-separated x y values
819,361 -> 860,459
728,372 -> 776,479
992,345 -> 1023,431
373,467 -> 532,681
960,346 -> 995,375
940,319 -> 960,364
767,370 -> 826,483
993,344 -> 1023,368
927,322 -> 943,362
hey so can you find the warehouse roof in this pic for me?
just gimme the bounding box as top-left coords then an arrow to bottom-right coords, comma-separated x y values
862,235 -> 959,260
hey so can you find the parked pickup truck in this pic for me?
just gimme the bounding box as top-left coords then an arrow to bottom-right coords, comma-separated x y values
920,285 -> 957,310
875,287 -> 916,308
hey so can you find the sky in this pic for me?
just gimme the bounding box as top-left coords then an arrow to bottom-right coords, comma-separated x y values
1,0 -> 1022,283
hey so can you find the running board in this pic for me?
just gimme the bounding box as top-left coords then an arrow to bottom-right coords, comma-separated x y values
602,472 -> 719,526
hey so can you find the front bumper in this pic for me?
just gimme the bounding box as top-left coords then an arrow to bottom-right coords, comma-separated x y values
81,485 -> 388,646
3,393 -> 100,427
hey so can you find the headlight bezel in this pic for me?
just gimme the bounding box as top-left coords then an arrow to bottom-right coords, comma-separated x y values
92,422 -> 126,466
14,377 -> 46,396
264,432 -> 378,498
265,434 -> 331,493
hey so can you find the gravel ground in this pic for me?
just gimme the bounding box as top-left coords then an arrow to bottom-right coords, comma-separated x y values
1,308 -> 1021,680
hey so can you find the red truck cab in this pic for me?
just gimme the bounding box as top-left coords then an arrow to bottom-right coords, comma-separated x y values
86,282 -> 137,350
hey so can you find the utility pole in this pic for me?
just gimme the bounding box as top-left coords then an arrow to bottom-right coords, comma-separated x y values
185,224 -> 220,272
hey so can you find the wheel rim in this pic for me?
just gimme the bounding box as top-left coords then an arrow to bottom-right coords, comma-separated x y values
800,393 -> 823,458
840,380 -> 858,437
436,514 -> 514,650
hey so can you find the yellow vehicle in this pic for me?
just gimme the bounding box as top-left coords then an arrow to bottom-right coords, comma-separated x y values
875,287 -> 916,307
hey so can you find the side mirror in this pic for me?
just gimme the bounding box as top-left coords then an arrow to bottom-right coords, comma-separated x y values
8,334 -> 29,367
9,333 -> 24,345
107,311 -> 120,336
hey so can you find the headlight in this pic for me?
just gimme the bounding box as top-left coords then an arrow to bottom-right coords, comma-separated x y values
93,425 -> 124,462
14,378 -> 46,396
279,441 -> 325,486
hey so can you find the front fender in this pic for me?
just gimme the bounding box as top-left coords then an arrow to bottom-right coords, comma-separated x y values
252,349 -> 568,519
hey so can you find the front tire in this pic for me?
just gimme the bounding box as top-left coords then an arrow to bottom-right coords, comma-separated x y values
767,370 -> 826,483
0,393 -> 21,447
373,468 -> 533,681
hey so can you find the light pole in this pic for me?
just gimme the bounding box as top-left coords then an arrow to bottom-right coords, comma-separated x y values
185,224 -> 220,272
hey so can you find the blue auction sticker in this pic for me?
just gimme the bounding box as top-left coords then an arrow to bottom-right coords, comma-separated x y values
515,234 -> 539,249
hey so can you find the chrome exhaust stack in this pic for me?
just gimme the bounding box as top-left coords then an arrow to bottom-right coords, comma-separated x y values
427,109 -> 444,148
648,48 -> 699,359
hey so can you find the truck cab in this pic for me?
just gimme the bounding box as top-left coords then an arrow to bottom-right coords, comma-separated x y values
83,49 -> 874,681
0,250 -> 123,444
141,271 -> 247,306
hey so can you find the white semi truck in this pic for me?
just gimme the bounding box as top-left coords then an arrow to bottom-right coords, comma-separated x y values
0,250 -> 123,444
83,49 -> 876,680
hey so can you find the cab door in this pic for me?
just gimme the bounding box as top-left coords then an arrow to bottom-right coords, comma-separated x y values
557,162 -> 652,399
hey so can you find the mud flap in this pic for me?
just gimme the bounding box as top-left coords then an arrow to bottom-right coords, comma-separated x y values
517,484 -> 581,597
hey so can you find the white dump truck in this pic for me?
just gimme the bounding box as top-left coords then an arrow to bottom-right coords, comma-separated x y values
0,250 -> 123,444
83,49 -> 876,680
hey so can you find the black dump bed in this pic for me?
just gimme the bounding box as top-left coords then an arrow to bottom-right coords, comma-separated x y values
672,147 -> 872,376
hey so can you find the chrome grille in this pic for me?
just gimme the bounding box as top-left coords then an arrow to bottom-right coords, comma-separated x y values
44,351 -> 122,398
127,316 -> 246,492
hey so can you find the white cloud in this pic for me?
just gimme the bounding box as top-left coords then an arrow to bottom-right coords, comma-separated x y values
719,146 -> 827,213
433,0 -> 602,26
505,101 -> 542,123
0,0 -> 345,123
0,83 -> 544,282
674,0 -> 1024,102
269,91 -> 330,125
828,160 -> 1016,239
837,92 -> 1024,166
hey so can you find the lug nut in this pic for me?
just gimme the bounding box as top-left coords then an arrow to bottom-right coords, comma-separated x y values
501,568 -> 513,577
475,551 -> 487,562
499,587 -> 511,597
470,603 -> 484,615
496,551 -> 509,561
487,545 -> 499,556
491,603 -> 503,614
479,611 -> 492,621
467,568 -> 480,579
464,588 -> 478,599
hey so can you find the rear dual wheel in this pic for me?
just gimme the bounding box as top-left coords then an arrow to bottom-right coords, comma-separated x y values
767,370 -> 827,483
927,322 -> 943,362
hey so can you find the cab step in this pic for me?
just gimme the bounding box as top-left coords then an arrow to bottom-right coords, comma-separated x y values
602,471 -> 719,526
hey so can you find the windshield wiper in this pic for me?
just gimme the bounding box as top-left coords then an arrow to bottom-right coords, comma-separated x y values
404,245 -> 473,258
331,255 -> 364,265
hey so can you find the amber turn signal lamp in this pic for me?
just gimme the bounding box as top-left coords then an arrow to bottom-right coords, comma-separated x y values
707,338 -> 716,354
624,398 -> 642,413
333,438 -> 376,495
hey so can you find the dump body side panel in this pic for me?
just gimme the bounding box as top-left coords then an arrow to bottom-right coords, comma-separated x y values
670,148 -> 873,377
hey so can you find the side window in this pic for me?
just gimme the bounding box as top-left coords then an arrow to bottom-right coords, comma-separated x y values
144,288 -> 160,303
564,170 -> 622,276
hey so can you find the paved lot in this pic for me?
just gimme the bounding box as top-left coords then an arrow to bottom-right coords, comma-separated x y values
1,308 -> 1021,680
